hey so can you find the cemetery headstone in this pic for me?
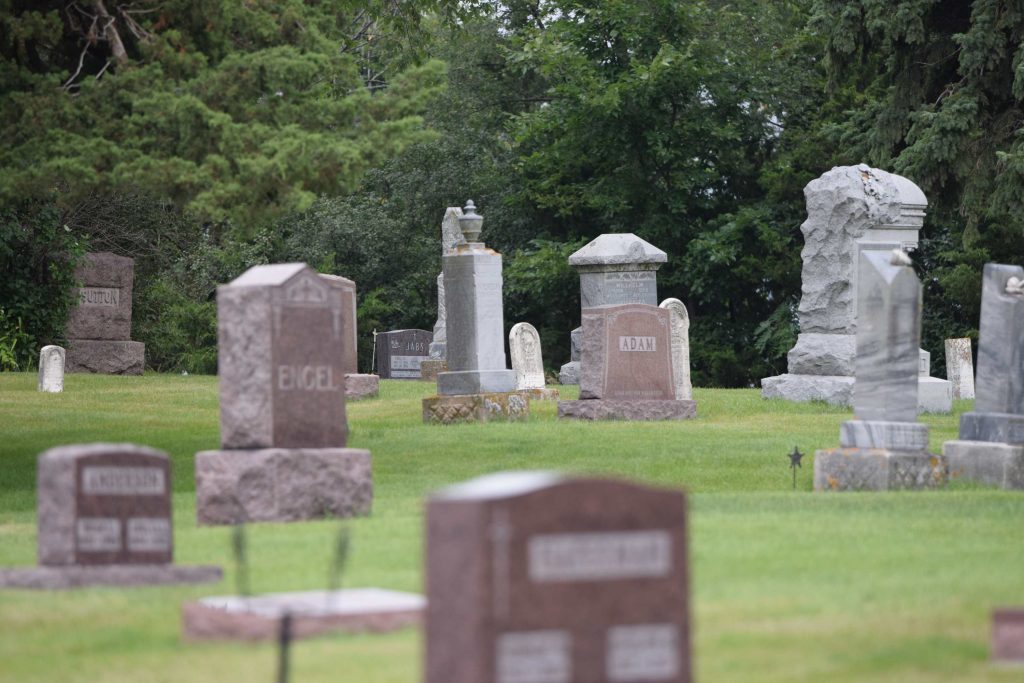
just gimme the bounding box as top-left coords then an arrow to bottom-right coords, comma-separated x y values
813,250 -> 945,491
659,298 -> 693,400
376,329 -> 433,380
0,443 -> 221,588
559,304 -> 696,421
320,274 -> 378,400
425,472 -> 692,683
427,206 -> 465,363
38,345 -> 65,393
943,263 -> 1024,489
992,608 -> 1024,663
65,252 -> 145,375
424,202 -> 528,424
195,263 -> 373,524
509,322 -> 558,400
944,337 -> 976,400
761,166 -> 951,412
559,234 -> 667,385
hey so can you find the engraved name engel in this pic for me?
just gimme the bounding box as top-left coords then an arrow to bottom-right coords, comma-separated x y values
276,365 -> 339,391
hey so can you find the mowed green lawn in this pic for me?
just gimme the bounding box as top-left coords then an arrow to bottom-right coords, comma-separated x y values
0,372 -> 1021,682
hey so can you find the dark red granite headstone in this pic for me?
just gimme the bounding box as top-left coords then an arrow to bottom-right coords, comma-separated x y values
580,304 -> 675,400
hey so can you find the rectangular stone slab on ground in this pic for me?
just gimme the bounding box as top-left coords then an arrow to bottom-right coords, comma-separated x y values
376,329 -> 433,379
425,472 -> 691,683
182,588 -> 424,642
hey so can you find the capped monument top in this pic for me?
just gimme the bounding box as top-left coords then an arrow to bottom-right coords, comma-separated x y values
569,233 -> 667,267
227,263 -> 310,287
457,200 -> 484,243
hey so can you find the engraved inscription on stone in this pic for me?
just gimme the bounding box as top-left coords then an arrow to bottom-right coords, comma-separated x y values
496,631 -> 571,683
76,518 -> 122,553
392,355 -> 428,371
602,272 -> 656,306
606,624 -> 680,682
78,287 -> 120,307
619,336 -> 656,352
82,466 -> 165,496
528,530 -> 672,582
127,517 -> 172,553
276,365 -> 340,391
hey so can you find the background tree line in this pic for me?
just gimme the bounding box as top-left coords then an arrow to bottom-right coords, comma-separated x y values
2,0 -> 1022,383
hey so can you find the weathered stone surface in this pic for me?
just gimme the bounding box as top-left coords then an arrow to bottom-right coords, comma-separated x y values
569,233 -> 668,268
217,263 -> 348,449
813,448 -> 946,491
960,412 -> 1024,444
65,339 -> 144,375
943,441 -> 1024,489
376,329 -> 432,379
428,207 -> 464,360
579,304 -> 675,401
426,473 -> 692,683
420,359 -> 447,382
839,420 -> 929,450
345,373 -> 379,401
786,333 -> 856,376
182,588 -> 425,642
195,448 -> 372,525
38,345 -> 65,393
319,274 -> 358,375
974,263 -> 1024,416
660,298 -> 693,400
945,338 -> 975,400
0,564 -> 221,589
558,361 -> 580,386
760,374 -> 854,405
518,387 -> 560,402
852,250 -> 921,422
509,322 -> 546,390
422,392 -> 529,425
558,399 -> 696,421
38,443 -> 172,566
992,608 -> 1024,662
66,252 -> 135,341
918,376 -> 953,414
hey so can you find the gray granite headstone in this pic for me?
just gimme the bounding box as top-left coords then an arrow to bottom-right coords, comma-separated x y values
38,345 -> 65,393
509,322 -> 546,391
660,298 -> 693,401
377,329 -> 433,379
559,234 -> 666,385
429,207 -> 464,360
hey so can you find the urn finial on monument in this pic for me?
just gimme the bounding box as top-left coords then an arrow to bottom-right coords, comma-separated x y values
458,200 -> 483,243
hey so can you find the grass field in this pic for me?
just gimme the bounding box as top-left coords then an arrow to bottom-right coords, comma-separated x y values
0,372 -> 1021,682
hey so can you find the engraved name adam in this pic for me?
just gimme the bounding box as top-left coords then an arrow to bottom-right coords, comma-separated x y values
619,336 -> 657,352
277,365 -> 340,391
78,287 -> 120,307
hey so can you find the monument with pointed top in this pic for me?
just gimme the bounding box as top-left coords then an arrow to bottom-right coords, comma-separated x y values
422,202 -> 529,424
943,263 -> 1024,489
813,249 -> 945,491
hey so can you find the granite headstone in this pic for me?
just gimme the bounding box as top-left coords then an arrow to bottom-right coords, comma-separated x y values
509,323 -> 546,391
38,345 -> 65,393
944,338 -> 975,400
377,329 -> 433,380
428,207 -> 465,361
659,298 -> 693,401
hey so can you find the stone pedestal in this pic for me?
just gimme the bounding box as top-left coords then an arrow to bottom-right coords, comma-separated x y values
420,359 -> 447,382
761,373 -> 854,405
943,441 -> 1024,489
558,399 -> 696,421
66,339 -> 145,375
345,373 -> 379,400
814,448 -> 946,491
422,392 -> 529,425
558,361 -> 580,385
519,387 -> 560,401
195,448 -> 372,525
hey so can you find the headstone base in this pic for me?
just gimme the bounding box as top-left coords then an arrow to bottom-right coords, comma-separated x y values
195,448 -> 372,525
959,412 -> 1024,444
182,588 -> 424,642
0,564 -> 222,589
557,399 -> 697,421
420,360 -> 448,382
993,608 -> 1024,663
918,376 -> 952,414
558,361 -> 580,385
943,440 -> 1024,489
813,448 -> 946,491
345,373 -> 379,401
518,387 -> 560,401
66,339 -> 145,375
760,374 -> 853,406
839,420 -> 929,450
422,392 -> 529,425
437,369 -> 516,395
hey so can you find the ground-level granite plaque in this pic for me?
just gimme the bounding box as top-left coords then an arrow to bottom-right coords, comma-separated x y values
426,472 -> 691,683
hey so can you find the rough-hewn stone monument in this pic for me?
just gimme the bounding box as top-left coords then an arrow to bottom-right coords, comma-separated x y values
660,298 -> 693,401
943,263 -> 1024,489
0,443 -> 220,588
422,206 -> 464,381
945,337 -> 976,400
320,273 -> 378,400
509,322 -> 558,400
38,345 -> 65,393
761,166 -> 951,412
426,472 -> 692,683
423,202 -> 528,424
376,329 -> 433,380
558,304 -> 697,421
559,234 -> 667,385
65,252 -> 145,375
195,263 -> 373,524
814,250 -> 946,491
